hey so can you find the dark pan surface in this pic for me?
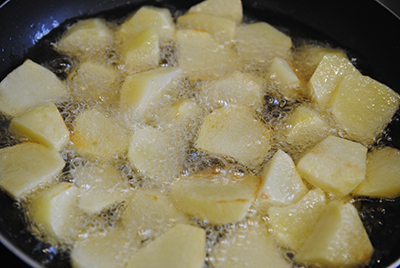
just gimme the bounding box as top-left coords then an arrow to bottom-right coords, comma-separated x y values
1,0 -> 400,267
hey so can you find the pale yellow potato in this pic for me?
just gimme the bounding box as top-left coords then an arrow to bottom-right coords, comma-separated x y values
268,188 -> 326,251
171,171 -> 261,224
235,22 -> 292,67
195,105 -> 271,167
73,164 -> 129,214
158,99 -> 203,127
0,59 -> 68,117
0,142 -> 65,199
9,102 -> 69,151
202,70 -> 264,109
70,61 -> 120,105
72,108 -> 130,160
297,135 -> 367,198
330,73 -> 400,144
117,6 -> 175,43
188,0 -> 243,24
296,200 -> 373,267
120,26 -> 160,74
212,222 -> 290,268
258,149 -> 307,207
30,182 -> 79,242
71,228 -> 138,268
308,53 -> 358,109
267,57 -> 301,98
353,147 -> 400,198
120,67 -> 183,122
283,105 -> 331,146
125,224 -> 206,268
176,29 -> 238,80
177,13 -> 236,44
56,18 -> 113,56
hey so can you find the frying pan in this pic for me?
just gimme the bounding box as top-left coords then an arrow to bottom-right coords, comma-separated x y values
1,0 -> 400,267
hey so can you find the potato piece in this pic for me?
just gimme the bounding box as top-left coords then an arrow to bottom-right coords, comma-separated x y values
212,222 -> 290,268
308,53 -> 358,109
353,147 -> 400,198
71,228 -> 138,268
72,108 -> 130,160
330,73 -> 400,144
159,99 -> 203,127
235,22 -> 292,67
30,182 -> 79,241
73,164 -> 129,214
56,18 -> 113,56
202,70 -> 264,109
120,67 -> 183,122
120,27 -> 160,74
195,105 -> 271,167
125,224 -> 206,268
258,149 -> 307,207
176,29 -> 237,80
297,135 -> 367,198
0,142 -> 65,199
177,13 -> 235,44
0,59 -> 68,117
127,126 -> 183,182
9,102 -> 69,151
70,61 -> 120,105
283,105 -> 331,146
296,200 -> 373,267
267,57 -> 301,98
188,0 -> 243,24
117,6 -> 175,43
171,171 -> 261,224
268,188 -> 326,251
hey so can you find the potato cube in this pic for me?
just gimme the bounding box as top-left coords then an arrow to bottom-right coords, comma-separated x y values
267,57 -> 301,98
268,188 -> 326,251
117,6 -> 175,43
195,105 -> 271,167
283,105 -> 331,146
330,73 -> 400,144
125,224 -> 206,268
72,108 -> 130,160
353,147 -> 400,198
171,171 -> 261,224
212,222 -> 290,268
235,22 -> 292,66
73,164 -> 129,214
176,29 -> 237,80
120,67 -> 183,122
30,182 -> 79,241
297,135 -> 367,198
308,53 -> 358,109
296,200 -> 373,267
0,142 -> 65,199
0,59 -> 68,117
158,99 -> 203,127
258,149 -> 307,207
120,27 -> 160,74
202,70 -> 264,109
9,102 -> 69,151
177,13 -> 235,44
188,0 -> 243,24
56,18 -> 113,56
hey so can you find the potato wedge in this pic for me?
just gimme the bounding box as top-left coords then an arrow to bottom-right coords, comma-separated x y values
188,0 -> 243,24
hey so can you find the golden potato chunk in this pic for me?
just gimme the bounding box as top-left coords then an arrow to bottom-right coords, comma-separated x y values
297,135 -> 367,198
267,57 -> 301,98
188,0 -> 243,24
330,73 -> 400,144
125,224 -> 206,268
0,142 -> 65,199
296,200 -> 373,267
353,147 -> 400,198
0,59 -> 68,117
171,171 -> 261,224
195,105 -> 271,167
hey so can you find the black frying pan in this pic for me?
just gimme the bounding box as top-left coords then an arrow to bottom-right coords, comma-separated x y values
1,0 -> 400,267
